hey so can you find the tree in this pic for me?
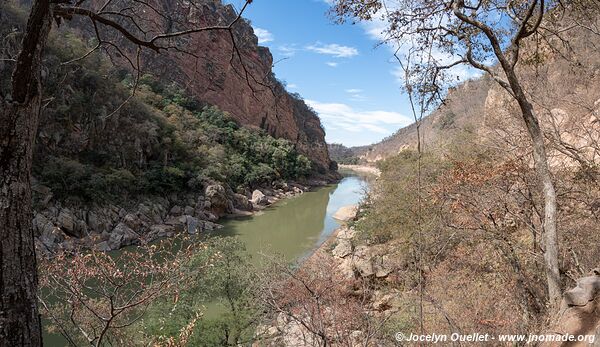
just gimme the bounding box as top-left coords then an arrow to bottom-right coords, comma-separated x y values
330,0 -> 587,305
258,254 -> 388,346
0,0 -> 253,344
38,239 -> 210,347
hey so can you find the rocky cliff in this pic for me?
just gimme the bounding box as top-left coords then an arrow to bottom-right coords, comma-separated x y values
0,1 -> 338,254
135,0 -> 335,174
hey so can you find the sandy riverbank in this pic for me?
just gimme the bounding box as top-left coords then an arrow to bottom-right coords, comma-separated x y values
338,164 -> 381,177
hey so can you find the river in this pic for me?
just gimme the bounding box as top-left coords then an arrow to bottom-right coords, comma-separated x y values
214,173 -> 367,264
43,171 -> 369,345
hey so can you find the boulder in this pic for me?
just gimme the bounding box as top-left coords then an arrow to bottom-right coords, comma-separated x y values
57,209 -> 76,236
233,193 -> 253,211
337,227 -> 356,240
32,213 -> 55,237
374,255 -> 394,278
169,205 -> 182,216
107,223 -> 140,250
251,190 -> 268,205
338,258 -> 355,279
123,213 -> 143,231
39,227 -> 67,250
87,210 -> 113,234
563,273 -> 600,307
203,221 -> 223,231
541,271 -> 600,347
332,239 -> 353,258
94,241 -> 112,252
352,246 -> 375,277
183,215 -> 200,235
184,206 -> 195,216
332,205 -> 358,222
137,203 -> 163,224
147,224 -> 175,241
205,211 -> 219,222
205,184 -> 233,215
164,215 -> 204,235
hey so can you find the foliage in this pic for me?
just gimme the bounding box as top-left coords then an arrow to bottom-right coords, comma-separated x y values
141,237 -> 264,347
354,150 -> 448,244
26,30 -> 312,204
38,238 -> 211,347
328,143 -> 360,165
349,130 -> 571,336
257,253 -> 387,346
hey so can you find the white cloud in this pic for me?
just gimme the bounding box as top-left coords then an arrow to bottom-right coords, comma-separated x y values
345,89 -> 363,94
356,8 -> 481,84
326,62 -> 339,67
306,43 -> 359,58
287,83 -> 298,89
277,44 -> 298,57
306,100 -> 411,135
345,88 -> 367,101
253,27 -> 274,44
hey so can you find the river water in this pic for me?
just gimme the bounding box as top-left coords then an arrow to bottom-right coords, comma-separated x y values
43,172 -> 369,344
214,173 -> 368,264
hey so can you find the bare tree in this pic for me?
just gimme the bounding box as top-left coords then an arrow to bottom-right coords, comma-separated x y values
329,0 -> 599,306
0,0 -> 253,344
38,239 -> 212,347
258,254 -> 389,347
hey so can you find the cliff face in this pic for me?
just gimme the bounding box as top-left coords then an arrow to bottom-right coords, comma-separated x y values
138,0 -> 334,174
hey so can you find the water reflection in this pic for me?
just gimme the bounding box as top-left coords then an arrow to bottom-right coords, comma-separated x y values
215,174 -> 368,264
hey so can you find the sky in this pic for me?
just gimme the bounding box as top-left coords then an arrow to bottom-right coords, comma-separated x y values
224,0 -> 416,147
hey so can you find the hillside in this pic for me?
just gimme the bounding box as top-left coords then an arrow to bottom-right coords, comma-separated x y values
350,76 -> 493,163
354,16 -> 600,167
0,1 -> 337,253
312,8 -> 600,345
63,0 -> 335,174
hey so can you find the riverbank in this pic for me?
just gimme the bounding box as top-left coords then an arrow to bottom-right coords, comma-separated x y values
32,176 -> 336,255
338,164 -> 381,177
301,203 -> 359,266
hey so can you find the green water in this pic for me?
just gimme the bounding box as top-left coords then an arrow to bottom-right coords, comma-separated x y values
214,175 -> 367,264
42,173 -> 368,345
201,173 -> 368,318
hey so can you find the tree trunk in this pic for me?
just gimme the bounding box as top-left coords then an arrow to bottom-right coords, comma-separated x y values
0,0 -> 52,345
505,71 -> 562,304
526,109 -> 561,305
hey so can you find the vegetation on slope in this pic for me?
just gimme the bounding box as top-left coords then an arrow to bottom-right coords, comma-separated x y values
1,3 -> 312,207
351,117 -> 600,338
327,143 -> 360,165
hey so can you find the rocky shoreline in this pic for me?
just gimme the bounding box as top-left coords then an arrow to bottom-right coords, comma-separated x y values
259,204 -> 404,346
33,178 -> 332,255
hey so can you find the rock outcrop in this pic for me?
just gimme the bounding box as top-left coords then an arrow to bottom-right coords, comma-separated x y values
542,270 -> 600,347
332,204 -> 358,222
135,0 -> 335,174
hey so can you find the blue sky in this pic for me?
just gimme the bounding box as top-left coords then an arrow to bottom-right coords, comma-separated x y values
225,0 -> 415,147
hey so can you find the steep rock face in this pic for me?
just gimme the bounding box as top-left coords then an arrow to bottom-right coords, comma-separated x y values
138,0 -> 334,174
